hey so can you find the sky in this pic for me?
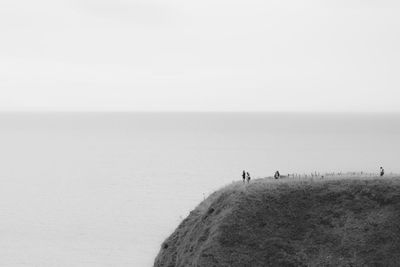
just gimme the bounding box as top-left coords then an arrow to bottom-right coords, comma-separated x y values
0,0 -> 399,112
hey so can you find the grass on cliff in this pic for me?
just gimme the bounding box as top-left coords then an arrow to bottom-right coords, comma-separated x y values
155,175 -> 400,267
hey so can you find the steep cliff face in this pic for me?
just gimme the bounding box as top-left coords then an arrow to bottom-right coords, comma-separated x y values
155,177 -> 400,267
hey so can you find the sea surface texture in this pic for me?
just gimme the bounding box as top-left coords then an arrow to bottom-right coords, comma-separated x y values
0,113 -> 398,266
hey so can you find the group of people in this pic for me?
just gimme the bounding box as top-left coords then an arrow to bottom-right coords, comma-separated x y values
242,170 -> 251,183
242,170 -> 282,183
241,167 -> 386,184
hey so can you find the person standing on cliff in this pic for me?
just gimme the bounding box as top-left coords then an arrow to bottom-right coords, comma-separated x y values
380,167 -> 385,177
246,172 -> 251,183
242,170 -> 246,183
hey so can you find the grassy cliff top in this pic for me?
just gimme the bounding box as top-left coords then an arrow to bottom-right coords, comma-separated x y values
155,176 -> 400,267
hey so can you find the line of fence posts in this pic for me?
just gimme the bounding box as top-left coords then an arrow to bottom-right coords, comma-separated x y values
276,170 -> 389,180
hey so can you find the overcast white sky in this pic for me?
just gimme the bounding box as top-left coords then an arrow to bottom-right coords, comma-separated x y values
0,0 -> 399,112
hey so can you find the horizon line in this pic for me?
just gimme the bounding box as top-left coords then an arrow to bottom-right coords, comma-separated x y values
0,110 -> 400,115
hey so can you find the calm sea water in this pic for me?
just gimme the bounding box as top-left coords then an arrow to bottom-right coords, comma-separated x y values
0,112 -> 399,266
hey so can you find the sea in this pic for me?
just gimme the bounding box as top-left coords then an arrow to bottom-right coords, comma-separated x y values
0,112 -> 399,266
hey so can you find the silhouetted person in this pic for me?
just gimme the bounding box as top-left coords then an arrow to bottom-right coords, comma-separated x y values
274,170 -> 280,179
380,167 -> 385,177
242,170 -> 246,183
246,172 -> 251,183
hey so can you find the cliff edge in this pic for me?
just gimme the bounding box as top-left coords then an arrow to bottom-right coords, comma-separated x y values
155,177 -> 400,266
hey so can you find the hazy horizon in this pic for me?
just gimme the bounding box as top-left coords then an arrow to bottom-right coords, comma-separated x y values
1,111 -> 400,114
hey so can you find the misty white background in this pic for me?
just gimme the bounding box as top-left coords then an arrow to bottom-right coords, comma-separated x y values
1,1 -> 400,266
1,0 -> 400,112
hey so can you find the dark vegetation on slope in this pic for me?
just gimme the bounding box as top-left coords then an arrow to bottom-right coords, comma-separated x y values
154,177 -> 400,267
